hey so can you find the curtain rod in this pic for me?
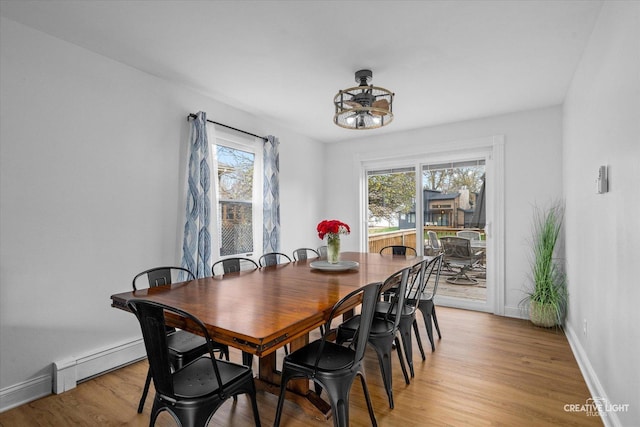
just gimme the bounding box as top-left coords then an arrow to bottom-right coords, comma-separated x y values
187,113 -> 268,141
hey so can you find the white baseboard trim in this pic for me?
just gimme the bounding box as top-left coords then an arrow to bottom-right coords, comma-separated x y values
503,305 -> 527,319
0,374 -> 52,413
564,323 -> 620,427
435,298 -> 527,320
436,296 -> 491,313
0,338 -> 146,413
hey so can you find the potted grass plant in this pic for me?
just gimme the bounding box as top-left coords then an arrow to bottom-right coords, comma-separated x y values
524,202 -> 567,327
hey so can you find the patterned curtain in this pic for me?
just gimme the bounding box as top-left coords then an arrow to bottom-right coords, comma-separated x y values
263,135 -> 280,253
180,111 -> 214,278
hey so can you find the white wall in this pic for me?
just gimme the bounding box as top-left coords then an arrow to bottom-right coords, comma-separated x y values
563,2 -> 639,425
324,106 -> 564,314
3,2 -> 638,421
0,17 -> 324,407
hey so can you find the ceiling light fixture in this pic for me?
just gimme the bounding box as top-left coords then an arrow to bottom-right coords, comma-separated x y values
334,69 -> 394,130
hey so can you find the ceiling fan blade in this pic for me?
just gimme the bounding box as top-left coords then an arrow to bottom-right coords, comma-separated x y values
345,100 -> 362,108
371,99 -> 390,115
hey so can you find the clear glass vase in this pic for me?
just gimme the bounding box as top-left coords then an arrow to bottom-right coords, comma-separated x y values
326,235 -> 341,264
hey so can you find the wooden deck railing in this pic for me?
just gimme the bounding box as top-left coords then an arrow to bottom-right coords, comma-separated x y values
368,227 -> 484,253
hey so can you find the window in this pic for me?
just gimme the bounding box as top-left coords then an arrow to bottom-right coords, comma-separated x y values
209,125 -> 263,259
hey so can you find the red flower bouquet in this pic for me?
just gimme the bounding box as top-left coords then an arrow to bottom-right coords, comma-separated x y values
317,220 -> 351,240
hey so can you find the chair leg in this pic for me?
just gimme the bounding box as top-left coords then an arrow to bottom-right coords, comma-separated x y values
149,398 -> 162,427
398,321 -> 415,377
424,312 -> 435,351
240,350 -> 254,401
418,302 -> 436,351
320,377 -> 353,427
446,265 -> 479,284
247,379 -> 262,426
369,338 -> 395,408
413,319 -> 426,361
394,336 -> 410,385
179,400 -> 224,427
242,351 -> 254,367
138,367 -> 152,413
432,306 -> 442,339
359,373 -> 378,427
220,346 -> 230,360
273,371 -> 292,427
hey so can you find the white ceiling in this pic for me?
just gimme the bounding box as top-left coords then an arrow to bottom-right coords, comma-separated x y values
1,0 -> 603,143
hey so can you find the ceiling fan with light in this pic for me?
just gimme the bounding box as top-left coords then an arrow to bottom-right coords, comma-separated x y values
333,69 -> 394,130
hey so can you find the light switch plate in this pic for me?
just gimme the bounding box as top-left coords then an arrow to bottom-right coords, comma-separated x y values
596,165 -> 608,194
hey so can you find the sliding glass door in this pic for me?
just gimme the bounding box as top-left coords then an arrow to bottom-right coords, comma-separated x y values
364,151 -> 493,312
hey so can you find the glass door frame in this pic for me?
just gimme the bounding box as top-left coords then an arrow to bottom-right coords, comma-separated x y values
358,135 -> 505,315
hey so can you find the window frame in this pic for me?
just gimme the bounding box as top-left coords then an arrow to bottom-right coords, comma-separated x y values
208,124 -> 263,261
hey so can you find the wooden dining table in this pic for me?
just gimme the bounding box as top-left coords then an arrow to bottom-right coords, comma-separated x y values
110,251 -> 422,418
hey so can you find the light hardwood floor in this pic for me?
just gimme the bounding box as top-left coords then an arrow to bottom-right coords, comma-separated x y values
0,307 -> 602,426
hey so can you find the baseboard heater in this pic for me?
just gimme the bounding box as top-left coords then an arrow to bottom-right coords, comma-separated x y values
52,339 -> 146,394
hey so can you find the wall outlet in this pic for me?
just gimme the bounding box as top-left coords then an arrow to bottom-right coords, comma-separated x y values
583,319 -> 588,336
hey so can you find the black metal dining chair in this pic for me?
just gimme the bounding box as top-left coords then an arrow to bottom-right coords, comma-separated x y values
132,266 -> 194,291
292,247 -> 320,261
336,267 -> 411,408
379,245 -> 418,256
317,245 -> 328,258
374,259 -> 428,377
211,257 -> 259,276
406,253 -> 444,352
131,267 -> 229,413
127,299 -> 261,427
258,252 -> 291,267
274,282 -> 382,427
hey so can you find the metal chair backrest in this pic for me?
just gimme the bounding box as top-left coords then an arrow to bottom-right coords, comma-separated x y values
313,282 -> 382,370
259,252 -> 292,267
127,299 -> 225,399
457,230 -> 482,241
132,266 -> 195,291
441,236 -> 473,260
317,246 -> 328,258
292,248 -> 320,261
403,259 -> 428,310
427,231 -> 443,252
211,257 -> 259,276
379,245 -> 418,256
379,267 -> 411,331
421,254 -> 444,300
